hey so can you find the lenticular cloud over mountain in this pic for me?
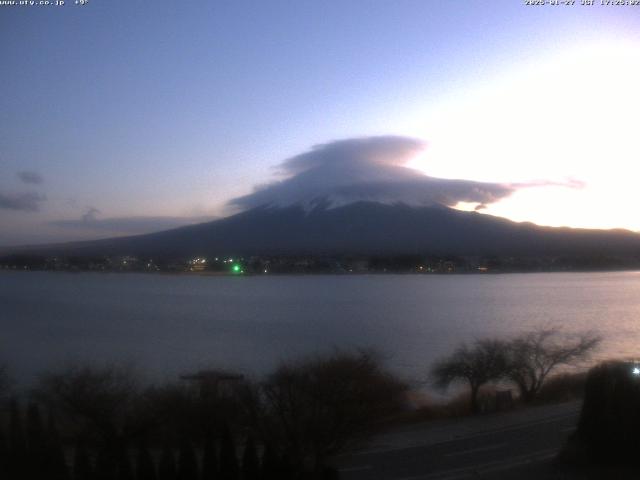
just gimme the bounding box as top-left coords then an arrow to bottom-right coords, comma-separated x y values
230,136 -> 516,211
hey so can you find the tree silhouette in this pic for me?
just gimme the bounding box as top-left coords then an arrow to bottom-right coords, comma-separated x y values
201,431 -> 218,480
219,424 -> 238,480
47,411 -> 70,480
36,365 -> 139,447
73,442 -> 94,480
262,351 -> 407,471
27,403 -> 48,478
177,439 -> 198,480
135,441 -> 157,480
241,435 -> 260,480
259,443 -> 279,480
94,446 -> 116,480
505,328 -> 600,403
431,339 -> 508,414
115,442 -> 134,480
8,399 -> 27,478
0,424 -> 9,478
157,444 -> 177,480
276,452 -> 294,480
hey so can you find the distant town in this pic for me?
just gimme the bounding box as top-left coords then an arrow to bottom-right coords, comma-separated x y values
2,252 -> 639,274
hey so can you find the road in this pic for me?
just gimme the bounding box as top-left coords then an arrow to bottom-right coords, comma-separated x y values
337,402 -> 581,480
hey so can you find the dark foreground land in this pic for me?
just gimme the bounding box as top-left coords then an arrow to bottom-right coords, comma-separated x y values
337,401 -> 636,480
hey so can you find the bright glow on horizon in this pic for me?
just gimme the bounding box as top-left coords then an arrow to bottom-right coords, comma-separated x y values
407,40 -> 640,231
4,4 -> 640,247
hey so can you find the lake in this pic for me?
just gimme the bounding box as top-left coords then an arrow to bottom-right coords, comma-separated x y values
1,271 -> 640,387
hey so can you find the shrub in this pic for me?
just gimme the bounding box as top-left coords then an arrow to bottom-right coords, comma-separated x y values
260,350 -> 408,473
561,361 -> 640,466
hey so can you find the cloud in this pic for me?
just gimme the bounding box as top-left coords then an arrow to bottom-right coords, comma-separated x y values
51,210 -> 216,236
0,171 -> 47,212
513,178 -> 586,190
0,192 -> 46,212
17,171 -> 44,185
230,136 -> 520,211
82,207 -> 101,222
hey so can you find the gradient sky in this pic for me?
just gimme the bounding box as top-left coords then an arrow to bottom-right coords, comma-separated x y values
1,1 -> 640,246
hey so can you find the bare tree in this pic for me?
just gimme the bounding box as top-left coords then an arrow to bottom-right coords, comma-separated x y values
33,364 -> 140,444
260,350 -> 408,473
431,339 -> 508,414
505,328 -> 600,403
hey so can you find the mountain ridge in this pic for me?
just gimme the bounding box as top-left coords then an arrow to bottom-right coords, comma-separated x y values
3,202 -> 640,260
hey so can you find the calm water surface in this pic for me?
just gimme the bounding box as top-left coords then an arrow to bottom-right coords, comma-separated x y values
2,271 -> 640,385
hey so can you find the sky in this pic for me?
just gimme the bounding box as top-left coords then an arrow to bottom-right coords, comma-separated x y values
1,0 -> 640,246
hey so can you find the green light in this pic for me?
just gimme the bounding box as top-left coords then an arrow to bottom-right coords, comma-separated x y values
232,264 -> 241,273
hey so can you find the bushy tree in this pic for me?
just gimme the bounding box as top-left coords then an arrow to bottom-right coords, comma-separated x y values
261,350 -> 408,473
35,364 -> 140,444
139,383 -> 202,444
505,328 -> 600,403
560,360 -> 640,466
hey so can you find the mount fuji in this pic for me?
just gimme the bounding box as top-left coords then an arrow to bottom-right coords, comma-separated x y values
11,200 -> 640,261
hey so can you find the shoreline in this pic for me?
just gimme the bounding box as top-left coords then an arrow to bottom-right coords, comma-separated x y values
3,267 -> 640,276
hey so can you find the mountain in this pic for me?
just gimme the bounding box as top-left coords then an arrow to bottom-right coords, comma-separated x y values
6,202 -> 640,260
